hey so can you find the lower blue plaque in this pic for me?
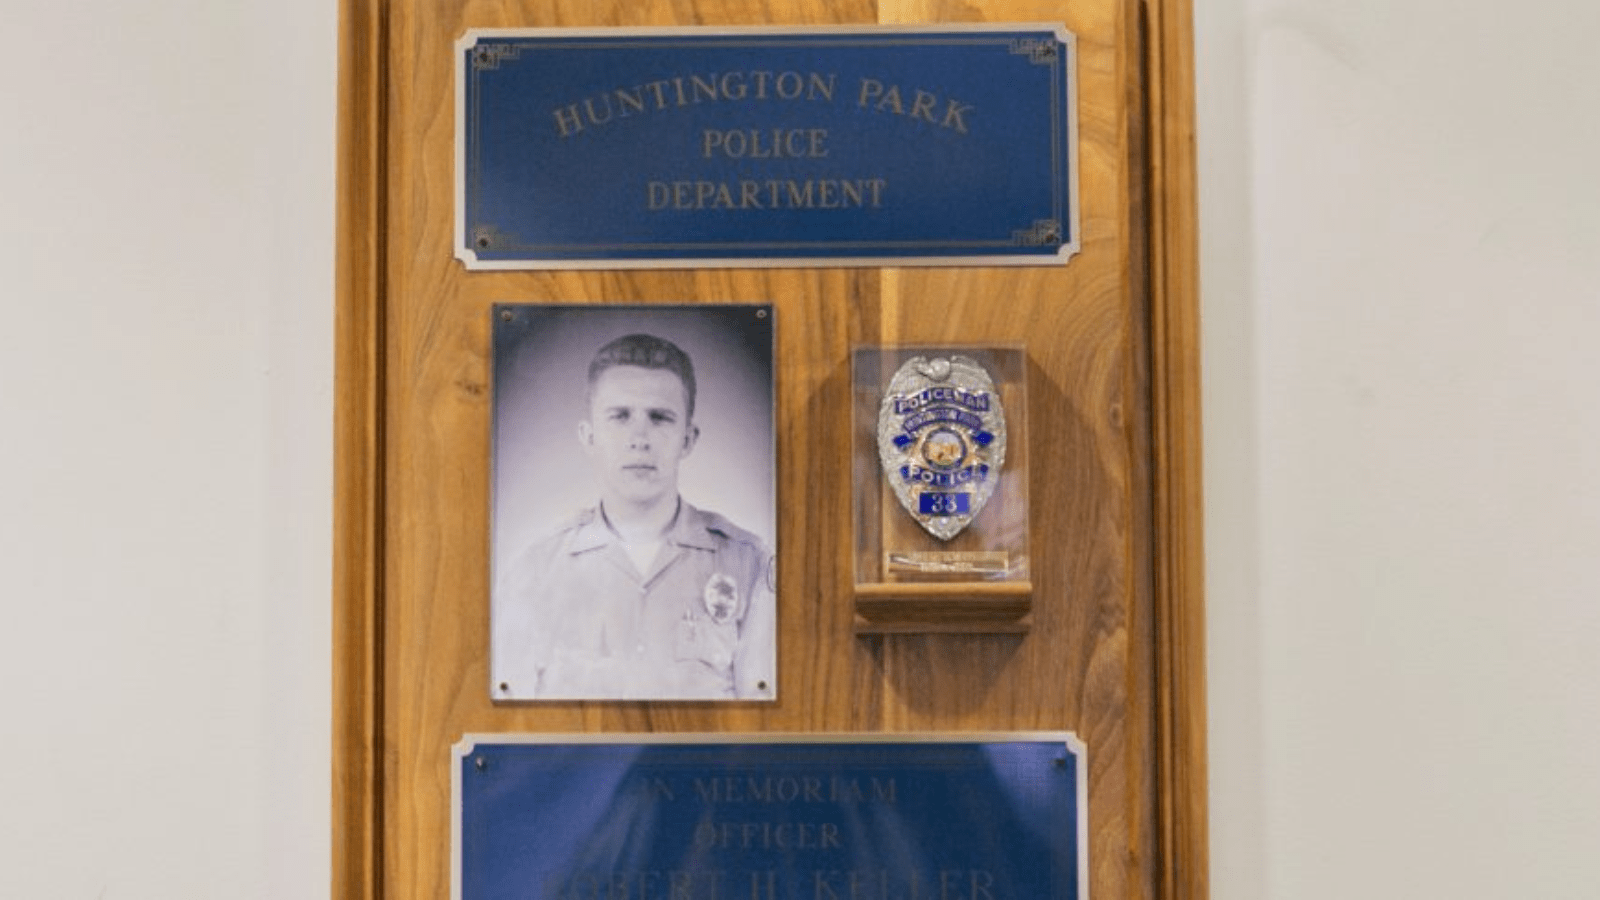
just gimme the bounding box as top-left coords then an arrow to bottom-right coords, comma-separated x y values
456,26 -> 1079,268
454,734 -> 1086,900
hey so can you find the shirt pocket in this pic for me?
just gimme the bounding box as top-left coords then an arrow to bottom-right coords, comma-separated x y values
675,616 -> 739,673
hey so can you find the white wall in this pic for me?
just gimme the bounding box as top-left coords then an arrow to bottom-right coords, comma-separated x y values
1198,1 -> 1600,898
2,0 -> 1597,897
0,1 -> 335,897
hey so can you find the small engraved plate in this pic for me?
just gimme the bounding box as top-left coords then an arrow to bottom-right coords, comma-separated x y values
877,355 -> 1007,540
885,550 -> 1013,576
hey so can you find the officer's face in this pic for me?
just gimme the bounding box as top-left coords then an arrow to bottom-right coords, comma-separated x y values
578,365 -> 698,507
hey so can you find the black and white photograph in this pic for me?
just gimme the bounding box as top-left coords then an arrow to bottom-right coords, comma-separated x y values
490,304 -> 776,701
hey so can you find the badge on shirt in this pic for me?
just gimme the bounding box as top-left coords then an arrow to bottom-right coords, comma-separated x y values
703,573 -> 739,624
877,355 -> 1007,540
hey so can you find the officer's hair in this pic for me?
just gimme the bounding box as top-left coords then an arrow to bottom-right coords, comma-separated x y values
587,333 -> 697,419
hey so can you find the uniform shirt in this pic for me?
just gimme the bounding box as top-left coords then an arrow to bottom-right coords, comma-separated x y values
493,500 -> 775,700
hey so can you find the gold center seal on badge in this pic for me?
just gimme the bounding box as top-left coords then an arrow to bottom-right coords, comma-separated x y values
877,355 -> 1007,541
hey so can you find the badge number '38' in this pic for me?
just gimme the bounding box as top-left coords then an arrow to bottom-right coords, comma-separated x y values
877,356 -> 1006,541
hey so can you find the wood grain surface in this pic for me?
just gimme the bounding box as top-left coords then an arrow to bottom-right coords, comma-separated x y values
334,1 -> 1205,898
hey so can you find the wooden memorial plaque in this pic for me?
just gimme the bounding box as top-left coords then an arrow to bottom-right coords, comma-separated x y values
334,1 -> 1204,898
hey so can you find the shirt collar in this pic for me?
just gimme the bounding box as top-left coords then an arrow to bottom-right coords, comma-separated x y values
567,498 -> 716,553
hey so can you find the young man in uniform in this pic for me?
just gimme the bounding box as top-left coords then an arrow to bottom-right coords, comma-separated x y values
493,333 -> 775,700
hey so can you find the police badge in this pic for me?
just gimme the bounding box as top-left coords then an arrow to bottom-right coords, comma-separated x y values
702,573 -> 739,625
877,355 -> 1007,541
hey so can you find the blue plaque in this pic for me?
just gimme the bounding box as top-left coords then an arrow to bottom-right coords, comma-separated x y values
456,26 -> 1079,268
454,733 -> 1087,900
